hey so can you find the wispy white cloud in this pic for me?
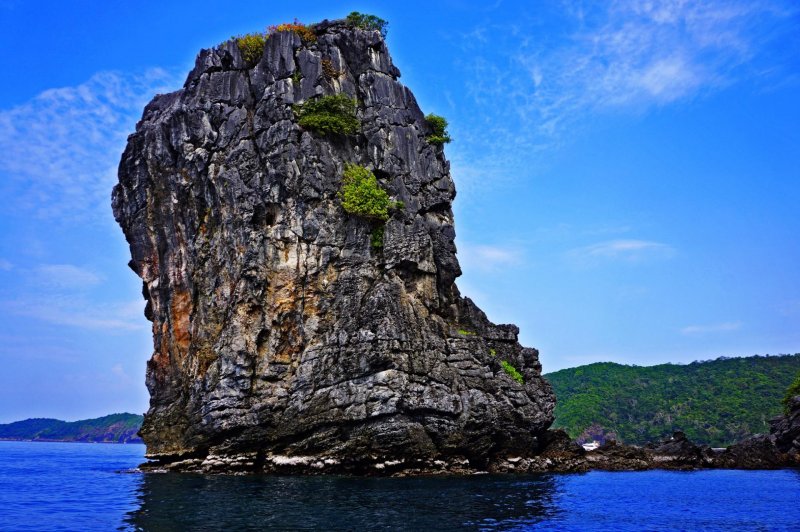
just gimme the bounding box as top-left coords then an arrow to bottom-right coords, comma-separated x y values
1,296 -> 147,332
451,0 -> 798,189
110,363 -> 135,385
33,264 -> 103,289
568,239 -> 675,263
1,260 -> 147,332
681,321 -> 743,335
525,0 -> 792,122
0,333 -> 81,362
0,69 -> 180,221
458,242 -> 522,272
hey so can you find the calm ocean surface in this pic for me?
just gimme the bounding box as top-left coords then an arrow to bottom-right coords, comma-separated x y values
0,441 -> 799,531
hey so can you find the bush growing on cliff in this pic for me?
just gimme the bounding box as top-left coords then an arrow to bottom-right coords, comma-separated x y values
294,94 -> 360,136
339,164 -> 391,221
425,114 -> 451,145
346,12 -> 389,38
268,19 -> 316,43
371,226 -> 385,248
235,32 -> 267,66
501,360 -> 524,384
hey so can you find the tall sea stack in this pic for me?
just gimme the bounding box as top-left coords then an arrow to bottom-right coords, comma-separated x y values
113,18 -> 555,474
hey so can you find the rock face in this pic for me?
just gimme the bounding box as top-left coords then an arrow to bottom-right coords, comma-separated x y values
771,396 -> 800,459
113,19 -> 555,474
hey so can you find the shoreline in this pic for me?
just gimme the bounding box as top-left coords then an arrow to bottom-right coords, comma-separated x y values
0,438 -> 143,445
134,429 -> 800,476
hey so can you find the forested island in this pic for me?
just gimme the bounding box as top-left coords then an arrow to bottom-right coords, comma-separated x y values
0,413 -> 143,443
547,354 -> 800,446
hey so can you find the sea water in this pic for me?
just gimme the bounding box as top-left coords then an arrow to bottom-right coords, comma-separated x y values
0,441 -> 798,531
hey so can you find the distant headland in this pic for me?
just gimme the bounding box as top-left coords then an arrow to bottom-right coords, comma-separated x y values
0,413 -> 143,444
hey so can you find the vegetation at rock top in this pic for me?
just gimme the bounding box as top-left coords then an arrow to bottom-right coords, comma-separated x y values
234,32 -> 267,66
345,11 -> 389,37
232,13 -> 387,66
268,19 -> 316,43
294,94 -> 360,136
546,354 -> 800,447
0,413 -> 143,443
339,164 -> 391,221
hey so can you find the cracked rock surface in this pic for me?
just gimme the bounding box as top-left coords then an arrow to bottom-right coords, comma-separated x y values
113,19 -> 555,474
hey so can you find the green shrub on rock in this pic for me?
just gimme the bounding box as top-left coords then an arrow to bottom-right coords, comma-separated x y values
425,113 -> 451,145
501,360 -> 524,384
235,32 -> 268,66
345,12 -> 388,37
294,94 -> 360,136
339,164 -> 390,221
371,226 -> 385,248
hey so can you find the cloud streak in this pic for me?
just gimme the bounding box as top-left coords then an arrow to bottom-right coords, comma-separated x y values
1,296 -> 147,332
681,322 -> 743,335
33,264 -> 104,289
568,239 -> 675,263
0,69 -> 180,221
458,242 -> 522,272
451,0 -> 798,188
2,262 -> 146,332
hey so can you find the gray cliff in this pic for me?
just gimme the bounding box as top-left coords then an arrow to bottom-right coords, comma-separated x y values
113,19 -> 555,474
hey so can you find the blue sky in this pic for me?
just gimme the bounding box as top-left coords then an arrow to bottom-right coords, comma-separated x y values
0,0 -> 798,422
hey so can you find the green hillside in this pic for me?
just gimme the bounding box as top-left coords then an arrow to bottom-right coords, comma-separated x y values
0,413 -> 143,443
545,354 -> 800,447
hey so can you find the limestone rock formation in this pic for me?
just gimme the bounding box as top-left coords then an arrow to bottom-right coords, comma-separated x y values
113,18 -> 555,474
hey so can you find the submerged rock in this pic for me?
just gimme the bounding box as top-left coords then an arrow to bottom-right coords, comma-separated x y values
113,18 -> 555,474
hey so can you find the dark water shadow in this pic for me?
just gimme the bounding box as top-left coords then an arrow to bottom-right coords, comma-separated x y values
122,472 -> 562,530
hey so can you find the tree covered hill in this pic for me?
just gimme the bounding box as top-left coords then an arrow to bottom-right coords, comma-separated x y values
0,413 -> 143,443
545,354 -> 800,447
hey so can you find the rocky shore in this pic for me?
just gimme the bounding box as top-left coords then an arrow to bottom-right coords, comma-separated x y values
140,394 -> 800,474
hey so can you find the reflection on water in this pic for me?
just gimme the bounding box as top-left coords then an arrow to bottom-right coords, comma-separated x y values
123,469 -> 800,531
123,473 -> 561,530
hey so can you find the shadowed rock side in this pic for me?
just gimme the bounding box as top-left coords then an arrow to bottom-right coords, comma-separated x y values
113,19 -> 555,474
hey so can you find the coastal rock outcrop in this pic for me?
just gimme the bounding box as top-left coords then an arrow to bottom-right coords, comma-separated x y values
771,395 -> 800,459
501,429 -> 797,472
113,18 -> 555,474
712,395 -> 800,468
